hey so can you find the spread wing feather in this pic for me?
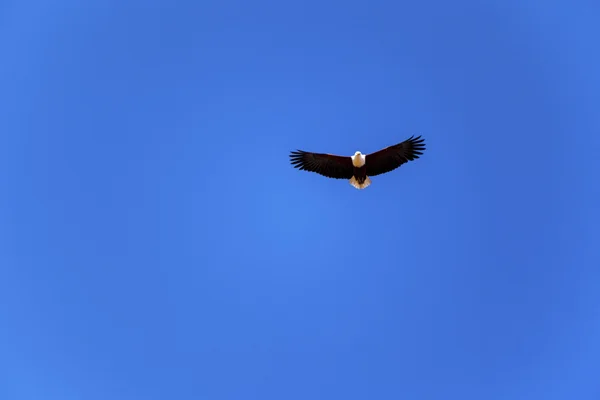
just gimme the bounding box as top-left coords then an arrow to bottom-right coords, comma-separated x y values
289,150 -> 354,179
365,135 -> 426,177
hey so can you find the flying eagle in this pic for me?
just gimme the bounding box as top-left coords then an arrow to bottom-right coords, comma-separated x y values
289,135 -> 425,189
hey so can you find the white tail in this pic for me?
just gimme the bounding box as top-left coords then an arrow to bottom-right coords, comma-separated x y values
349,176 -> 371,189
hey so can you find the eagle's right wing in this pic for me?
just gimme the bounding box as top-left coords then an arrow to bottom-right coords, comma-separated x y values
289,150 -> 354,179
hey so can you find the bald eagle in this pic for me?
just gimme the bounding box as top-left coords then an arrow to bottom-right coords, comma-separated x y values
289,135 -> 425,189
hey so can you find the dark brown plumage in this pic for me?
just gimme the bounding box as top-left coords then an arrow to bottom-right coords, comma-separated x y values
289,135 -> 425,189
365,135 -> 426,176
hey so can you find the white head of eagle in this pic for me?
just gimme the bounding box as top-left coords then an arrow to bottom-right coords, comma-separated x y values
289,135 -> 426,190
351,151 -> 366,168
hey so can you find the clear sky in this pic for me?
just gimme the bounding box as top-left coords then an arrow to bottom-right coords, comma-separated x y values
1,0 -> 599,399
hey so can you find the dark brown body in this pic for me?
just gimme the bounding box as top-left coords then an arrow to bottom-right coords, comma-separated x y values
289,134 -> 426,190
353,165 -> 367,184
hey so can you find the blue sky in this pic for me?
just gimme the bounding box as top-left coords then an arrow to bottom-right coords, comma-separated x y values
1,0 -> 599,399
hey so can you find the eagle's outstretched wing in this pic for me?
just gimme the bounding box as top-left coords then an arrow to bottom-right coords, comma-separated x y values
365,136 -> 426,177
289,150 -> 354,179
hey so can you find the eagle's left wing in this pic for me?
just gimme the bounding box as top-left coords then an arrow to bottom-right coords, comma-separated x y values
365,135 -> 426,177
